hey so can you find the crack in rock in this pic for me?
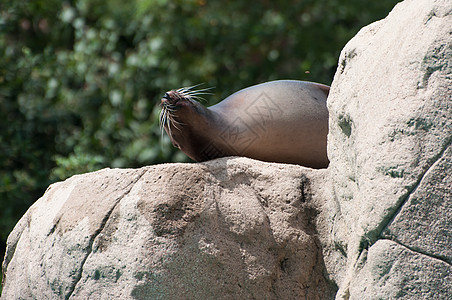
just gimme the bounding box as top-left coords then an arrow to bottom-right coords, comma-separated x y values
375,138 -> 452,244
380,237 -> 451,266
65,169 -> 147,300
352,138 -> 451,267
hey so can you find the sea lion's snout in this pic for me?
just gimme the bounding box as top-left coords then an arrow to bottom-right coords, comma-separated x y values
160,90 -> 187,107
160,90 -> 175,106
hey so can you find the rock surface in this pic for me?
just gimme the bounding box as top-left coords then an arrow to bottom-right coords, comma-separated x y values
1,159 -> 336,299
325,0 -> 451,298
2,0 -> 451,299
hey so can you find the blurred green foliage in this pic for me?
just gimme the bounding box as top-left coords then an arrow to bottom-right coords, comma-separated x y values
0,0 -> 398,270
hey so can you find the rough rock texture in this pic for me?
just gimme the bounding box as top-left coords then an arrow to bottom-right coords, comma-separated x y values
2,0 -> 451,299
324,0 -> 451,298
348,240 -> 452,299
1,159 -> 336,299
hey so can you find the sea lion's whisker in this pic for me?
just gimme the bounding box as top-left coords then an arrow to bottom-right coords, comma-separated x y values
176,85 -> 214,103
160,105 -> 184,135
166,110 -> 181,124
184,87 -> 214,93
163,110 -> 176,141
182,91 -> 214,104
164,106 -> 177,113
183,90 -> 214,97
159,108 -> 168,129
159,109 -> 170,145
177,83 -> 205,92
186,95 -> 211,100
184,91 -> 213,97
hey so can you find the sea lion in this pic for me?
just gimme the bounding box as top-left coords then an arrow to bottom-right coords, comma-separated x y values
160,80 -> 329,168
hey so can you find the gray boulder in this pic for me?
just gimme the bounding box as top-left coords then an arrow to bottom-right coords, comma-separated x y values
325,0 -> 451,297
1,160 -> 336,299
2,0 -> 451,299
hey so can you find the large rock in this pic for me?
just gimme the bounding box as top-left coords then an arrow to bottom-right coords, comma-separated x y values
1,159 -> 336,299
325,0 -> 451,297
2,0 -> 451,299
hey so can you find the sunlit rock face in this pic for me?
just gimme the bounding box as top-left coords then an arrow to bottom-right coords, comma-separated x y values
2,0 -> 451,299
1,159 -> 335,299
326,0 -> 451,298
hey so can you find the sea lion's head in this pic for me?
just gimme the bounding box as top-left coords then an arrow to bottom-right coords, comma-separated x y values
159,86 -> 214,161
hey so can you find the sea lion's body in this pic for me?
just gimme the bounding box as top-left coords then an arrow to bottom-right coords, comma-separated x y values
160,80 -> 329,168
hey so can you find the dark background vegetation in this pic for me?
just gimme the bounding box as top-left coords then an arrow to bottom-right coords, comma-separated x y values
1,0 -> 399,285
